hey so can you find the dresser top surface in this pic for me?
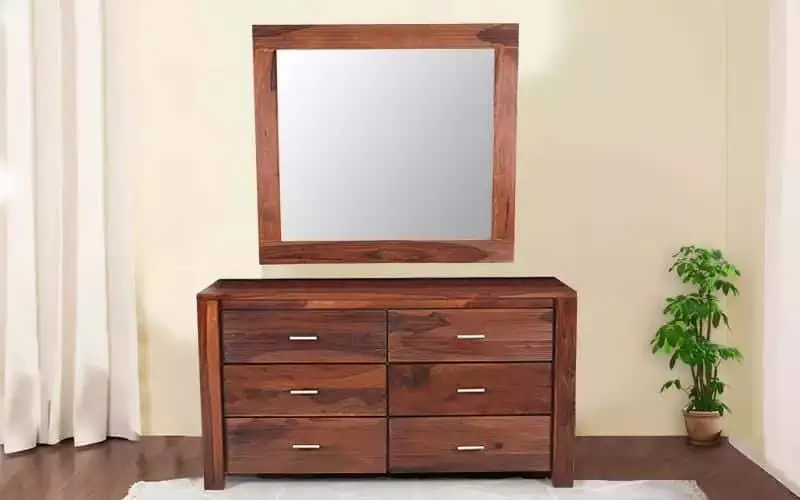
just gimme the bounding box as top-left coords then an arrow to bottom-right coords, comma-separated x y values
198,277 -> 576,301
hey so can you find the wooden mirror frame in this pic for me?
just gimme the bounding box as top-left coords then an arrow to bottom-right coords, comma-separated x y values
252,24 -> 519,264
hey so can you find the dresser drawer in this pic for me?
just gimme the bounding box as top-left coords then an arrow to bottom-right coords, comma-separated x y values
226,417 -> 386,474
389,416 -> 551,473
389,363 -> 551,416
222,310 -> 386,363
224,364 -> 386,417
388,309 -> 552,362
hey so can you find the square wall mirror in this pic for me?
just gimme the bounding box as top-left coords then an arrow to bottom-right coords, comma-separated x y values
252,24 -> 519,264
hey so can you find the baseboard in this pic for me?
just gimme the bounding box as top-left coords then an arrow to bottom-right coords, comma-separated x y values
729,438 -> 800,498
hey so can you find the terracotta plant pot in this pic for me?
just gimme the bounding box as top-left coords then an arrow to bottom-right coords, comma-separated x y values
683,410 -> 723,446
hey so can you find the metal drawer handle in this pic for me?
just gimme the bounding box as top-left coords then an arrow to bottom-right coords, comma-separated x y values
289,335 -> 318,341
456,445 -> 485,452
292,444 -> 321,450
457,388 -> 486,394
457,334 -> 486,340
289,389 -> 319,395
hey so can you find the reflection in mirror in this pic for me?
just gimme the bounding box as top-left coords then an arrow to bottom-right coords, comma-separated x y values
276,49 -> 495,242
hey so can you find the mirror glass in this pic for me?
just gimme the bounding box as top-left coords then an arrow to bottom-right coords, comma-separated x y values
276,48 -> 495,241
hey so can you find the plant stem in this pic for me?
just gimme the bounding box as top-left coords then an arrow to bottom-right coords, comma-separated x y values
697,362 -> 704,400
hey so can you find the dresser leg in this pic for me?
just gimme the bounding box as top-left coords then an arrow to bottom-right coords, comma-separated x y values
552,296 -> 577,489
204,471 -> 224,490
551,473 -> 574,488
199,299 -> 226,491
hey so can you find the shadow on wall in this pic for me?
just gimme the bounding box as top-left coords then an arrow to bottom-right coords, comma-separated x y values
138,309 -> 204,436
514,1 -> 727,434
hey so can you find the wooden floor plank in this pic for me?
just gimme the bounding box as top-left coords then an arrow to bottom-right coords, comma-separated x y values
0,436 -> 793,499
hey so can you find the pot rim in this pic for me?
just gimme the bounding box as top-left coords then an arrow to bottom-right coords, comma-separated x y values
683,409 -> 723,417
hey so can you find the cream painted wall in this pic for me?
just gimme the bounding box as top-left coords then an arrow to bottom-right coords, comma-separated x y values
110,0 -> 762,436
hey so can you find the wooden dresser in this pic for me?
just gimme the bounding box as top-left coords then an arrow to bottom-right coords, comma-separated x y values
197,278 -> 577,490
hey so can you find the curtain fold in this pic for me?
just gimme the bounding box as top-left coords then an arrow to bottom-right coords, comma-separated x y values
764,0 -> 800,487
0,0 -> 140,454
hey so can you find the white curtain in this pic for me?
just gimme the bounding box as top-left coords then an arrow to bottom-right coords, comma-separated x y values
764,0 -> 800,487
0,0 -> 139,453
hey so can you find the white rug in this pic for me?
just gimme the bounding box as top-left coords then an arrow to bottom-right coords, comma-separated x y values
124,477 -> 708,499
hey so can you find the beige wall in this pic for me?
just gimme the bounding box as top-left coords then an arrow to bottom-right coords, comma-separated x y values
111,0 -> 767,437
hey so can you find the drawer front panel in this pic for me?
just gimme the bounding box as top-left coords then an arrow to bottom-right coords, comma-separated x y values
389,363 -> 552,416
226,417 -> 386,474
389,416 -> 551,473
222,310 -> 386,363
388,309 -> 552,362
224,365 -> 386,417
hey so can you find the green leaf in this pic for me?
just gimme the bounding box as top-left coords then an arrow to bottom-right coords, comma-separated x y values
653,332 -> 666,352
719,346 -> 744,361
660,379 -> 683,393
666,326 -> 681,347
669,351 -> 679,369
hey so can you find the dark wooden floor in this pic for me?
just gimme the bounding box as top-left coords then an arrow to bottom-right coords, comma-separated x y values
0,436 -> 794,500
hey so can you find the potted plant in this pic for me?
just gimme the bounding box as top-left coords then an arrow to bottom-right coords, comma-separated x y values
651,245 -> 743,446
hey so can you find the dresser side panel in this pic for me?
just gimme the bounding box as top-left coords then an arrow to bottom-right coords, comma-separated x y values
198,298 -> 225,489
552,296 -> 577,487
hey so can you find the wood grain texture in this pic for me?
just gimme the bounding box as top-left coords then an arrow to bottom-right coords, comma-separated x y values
251,23 -> 520,265
259,240 -> 513,264
389,309 -> 553,362
221,297 -> 555,311
389,363 -> 552,416
389,416 -> 551,473
252,24 -> 519,50
197,299 -> 224,490
222,310 -> 386,363
224,364 -> 386,417
200,277 -> 576,302
197,277 -> 578,486
226,418 -> 386,474
491,46 -> 518,241
552,296 -> 577,487
253,47 -> 281,243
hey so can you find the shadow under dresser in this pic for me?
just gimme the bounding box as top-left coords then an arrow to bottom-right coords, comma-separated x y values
197,278 -> 577,490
